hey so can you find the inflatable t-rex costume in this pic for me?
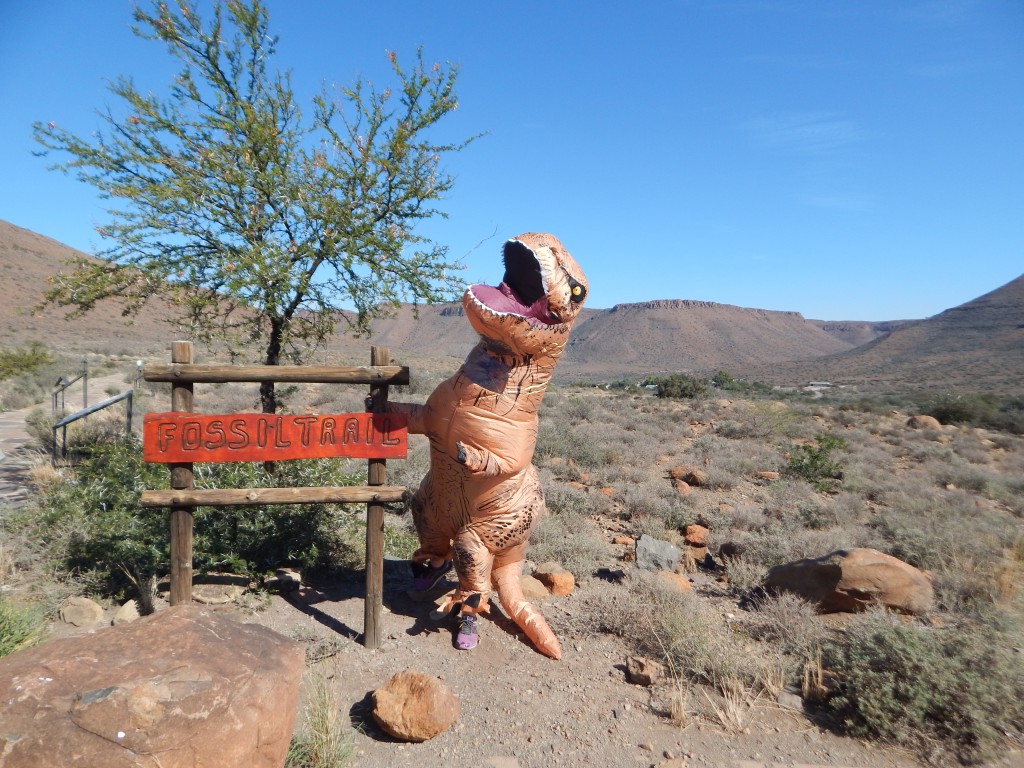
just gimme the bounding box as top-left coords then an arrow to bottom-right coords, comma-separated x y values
386,232 -> 588,659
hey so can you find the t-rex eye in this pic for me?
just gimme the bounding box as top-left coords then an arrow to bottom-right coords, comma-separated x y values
569,278 -> 586,302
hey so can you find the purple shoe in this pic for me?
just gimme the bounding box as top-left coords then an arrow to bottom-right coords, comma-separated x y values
411,559 -> 453,591
456,614 -> 479,650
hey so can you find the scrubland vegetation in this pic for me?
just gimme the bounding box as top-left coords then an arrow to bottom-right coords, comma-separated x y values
2,355 -> 1023,765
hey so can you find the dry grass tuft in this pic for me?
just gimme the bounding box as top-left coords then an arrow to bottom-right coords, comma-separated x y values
286,663 -> 354,768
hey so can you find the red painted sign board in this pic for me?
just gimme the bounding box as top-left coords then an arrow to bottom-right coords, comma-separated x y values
143,412 -> 407,463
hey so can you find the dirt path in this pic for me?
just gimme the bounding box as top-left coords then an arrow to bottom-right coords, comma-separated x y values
0,372 -> 131,506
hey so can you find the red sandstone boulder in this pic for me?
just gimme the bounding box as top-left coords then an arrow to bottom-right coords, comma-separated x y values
0,604 -> 304,768
519,573 -> 549,600
533,562 -> 576,596
683,524 -> 709,546
372,669 -> 459,742
625,656 -> 664,686
765,548 -> 934,615
682,469 -> 709,487
655,570 -> 693,593
673,479 -> 693,497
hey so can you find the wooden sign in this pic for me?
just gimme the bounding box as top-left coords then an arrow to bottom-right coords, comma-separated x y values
143,412 -> 407,463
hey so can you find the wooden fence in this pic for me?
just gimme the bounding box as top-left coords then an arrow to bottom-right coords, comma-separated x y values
139,341 -> 409,649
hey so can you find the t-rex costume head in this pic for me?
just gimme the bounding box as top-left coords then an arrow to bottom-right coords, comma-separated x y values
386,233 -> 587,659
465,233 -> 588,358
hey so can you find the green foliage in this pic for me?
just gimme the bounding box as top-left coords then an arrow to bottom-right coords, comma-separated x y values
711,370 -> 735,389
21,434 -> 363,601
0,598 -> 45,658
0,345 -> 68,411
34,0 -> 477,412
709,369 -> 776,396
649,373 -> 710,399
928,393 -> 1024,435
0,342 -> 54,383
192,459 -> 364,575
785,433 -> 847,491
824,611 -> 1024,764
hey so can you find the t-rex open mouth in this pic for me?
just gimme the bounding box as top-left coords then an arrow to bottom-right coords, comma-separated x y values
466,239 -> 559,326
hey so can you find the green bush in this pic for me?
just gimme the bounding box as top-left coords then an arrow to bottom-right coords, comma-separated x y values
785,433 -> 847,492
0,342 -> 54,382
927,393 -> 1024,435
16,434 -> 365,602
709,370 -> 775,396
0,598 -> 45,658
712,370 -> 736,389
0,345 -> 75,410
824,611 -> 1024,764
649,373 -> 710,399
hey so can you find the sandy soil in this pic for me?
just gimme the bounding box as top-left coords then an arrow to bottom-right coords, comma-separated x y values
219,558 -> 940,768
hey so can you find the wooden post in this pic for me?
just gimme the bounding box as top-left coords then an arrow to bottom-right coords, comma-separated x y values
169,341 -> 195,606
364,345 -> 389,649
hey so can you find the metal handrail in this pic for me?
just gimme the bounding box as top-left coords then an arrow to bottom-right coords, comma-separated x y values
51,358 -> 89,414
51,389 -> 134,464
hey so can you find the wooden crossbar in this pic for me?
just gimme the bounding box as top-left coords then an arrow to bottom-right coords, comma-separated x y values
144,363 -> 409,385
140,485 -> 407,507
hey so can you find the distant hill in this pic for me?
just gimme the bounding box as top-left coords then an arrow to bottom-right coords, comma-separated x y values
4,220 -> 1021,394
744,274 -> 1024,394
560,300 -> 855,380
0,220 -> 179,356
809,319 -> 913,347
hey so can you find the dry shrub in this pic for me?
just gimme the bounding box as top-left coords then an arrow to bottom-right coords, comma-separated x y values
567,571 -> 691,648
698,676 -> 761,734
715,501 -> 766,533
716,401 -> 802,440
656,593 -> 792,732
723,554 -> 768,595
870,484 -> 1017,597
747,592 -> 830,660
823,609 -> 1024,764
529,485 -> 609,577
621,483 -> 670,522
27,457 -> 66,492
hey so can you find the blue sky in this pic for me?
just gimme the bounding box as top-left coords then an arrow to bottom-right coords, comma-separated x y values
1,1 -> 1021,321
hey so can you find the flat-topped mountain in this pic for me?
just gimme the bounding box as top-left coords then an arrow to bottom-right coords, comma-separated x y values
560,299 -> 855,379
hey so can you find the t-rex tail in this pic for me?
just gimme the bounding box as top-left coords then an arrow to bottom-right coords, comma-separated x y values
492,561 -> 562,660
